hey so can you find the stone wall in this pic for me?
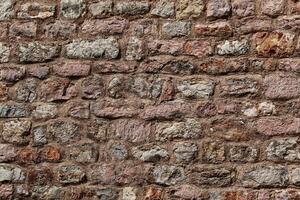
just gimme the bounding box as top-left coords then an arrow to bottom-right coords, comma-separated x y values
0,0 -> 300,199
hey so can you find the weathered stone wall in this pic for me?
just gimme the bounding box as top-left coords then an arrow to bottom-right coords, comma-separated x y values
0,0 -> 300,199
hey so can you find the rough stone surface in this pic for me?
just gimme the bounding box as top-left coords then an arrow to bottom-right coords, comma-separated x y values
1,0 -> 300,198
0,0 -> 13,20
194,22 -> 232,37
177,79 -> 215,98
242,166 -> 288,188
10,21 -> 37,38
53,63 -> 90,77
17,3 -> 55,19
220,77 -> 259,96
156,119 -> 202,141
0,144 -> 17,162
207,0 -> 231,18
0,164 -> 25,182
126,37 -> 143,61
60,0 -> 85,19
153,165 -> 185,185
48,119 -> 80,143
176,0 -> 204,19
132,146 -> 168,162
81,18 -> 128,36
266,138 -> 300,162
173,142 -> 198,162
256,117 -> 300,136
228,144 -> 258,162
261,0 -> 285,17
1,120 -> 31,145
114,1 -> 150,16
18,43 -> 59,63
56,165 -> 85,184
151,1 -> 175,18
216,40 -> 249,55
162,21 -> 191,38
0,43 -> 10,63
89,1 -> 113,18
65,37 -> 119,59
232,0 -> 255,17
44,21 -> 76,39
253,31 -> 295,57
190,166 -> 235,186
264,73 -> 300,99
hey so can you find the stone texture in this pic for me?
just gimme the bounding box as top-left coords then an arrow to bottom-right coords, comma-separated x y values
56,165 -> 85,184
10,22 -> 37,38
126,37 -> 143,61
89,1 -> 113,18
32,103 -> 58,119
220,77 -> 259,96
183,40 -> 213,57
141,101 -> 189,120
17,3 -> 55,19
0,43 -> 10,63
194,22 -> 232,37
232,0 -> 255,17
173,142 -> 198,162
266,138 -> 300,162
190,166 -> 235,186
257,117 -> 300,136
261,0 -> 285,17
114,1 -> 150,16
156,119 -> 202,141
216,40 -> 249,55
0,164 -> 25,182
110,142 -> 128,160
0,0 -> 13,20
0,0 -> 299,197
17,43 -> 59,63
242,165 -> 288,188
253,31 -> 295,57
81,18 -> 128,35
44,21 -> 76,39
0,103 -> 29,118
65,37 -> 119,59
290,168 -> 300,186
176,0 -> 204,19
81,75 -> 104,99
111,119 -> 151,143
151,1 -> 175,18
65,100 -> 90,119
228,144 -> 258,162
177,79 -> 215,99
162,21 -> 191,38
48,119 -> 80,143
0,144 -> 17,162
1,120 -> 31,145
207,0 -> 231,18
9,78 -> 38,102
202,141 -> 225,163
60,0 -> 86,19
264,73 -> 300,99
53,63 -> 90,77
132,146 -> 168,162
66,143 -> 98,163
153,165 -> 185,185
38,77 -> 75,102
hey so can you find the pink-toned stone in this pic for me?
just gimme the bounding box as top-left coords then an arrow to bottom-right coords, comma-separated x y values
53,63 -> 90,77
183,41 -> 212,57
257,117 -> 300,136
81,17 -> 128,35
264,73 -> 300,99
